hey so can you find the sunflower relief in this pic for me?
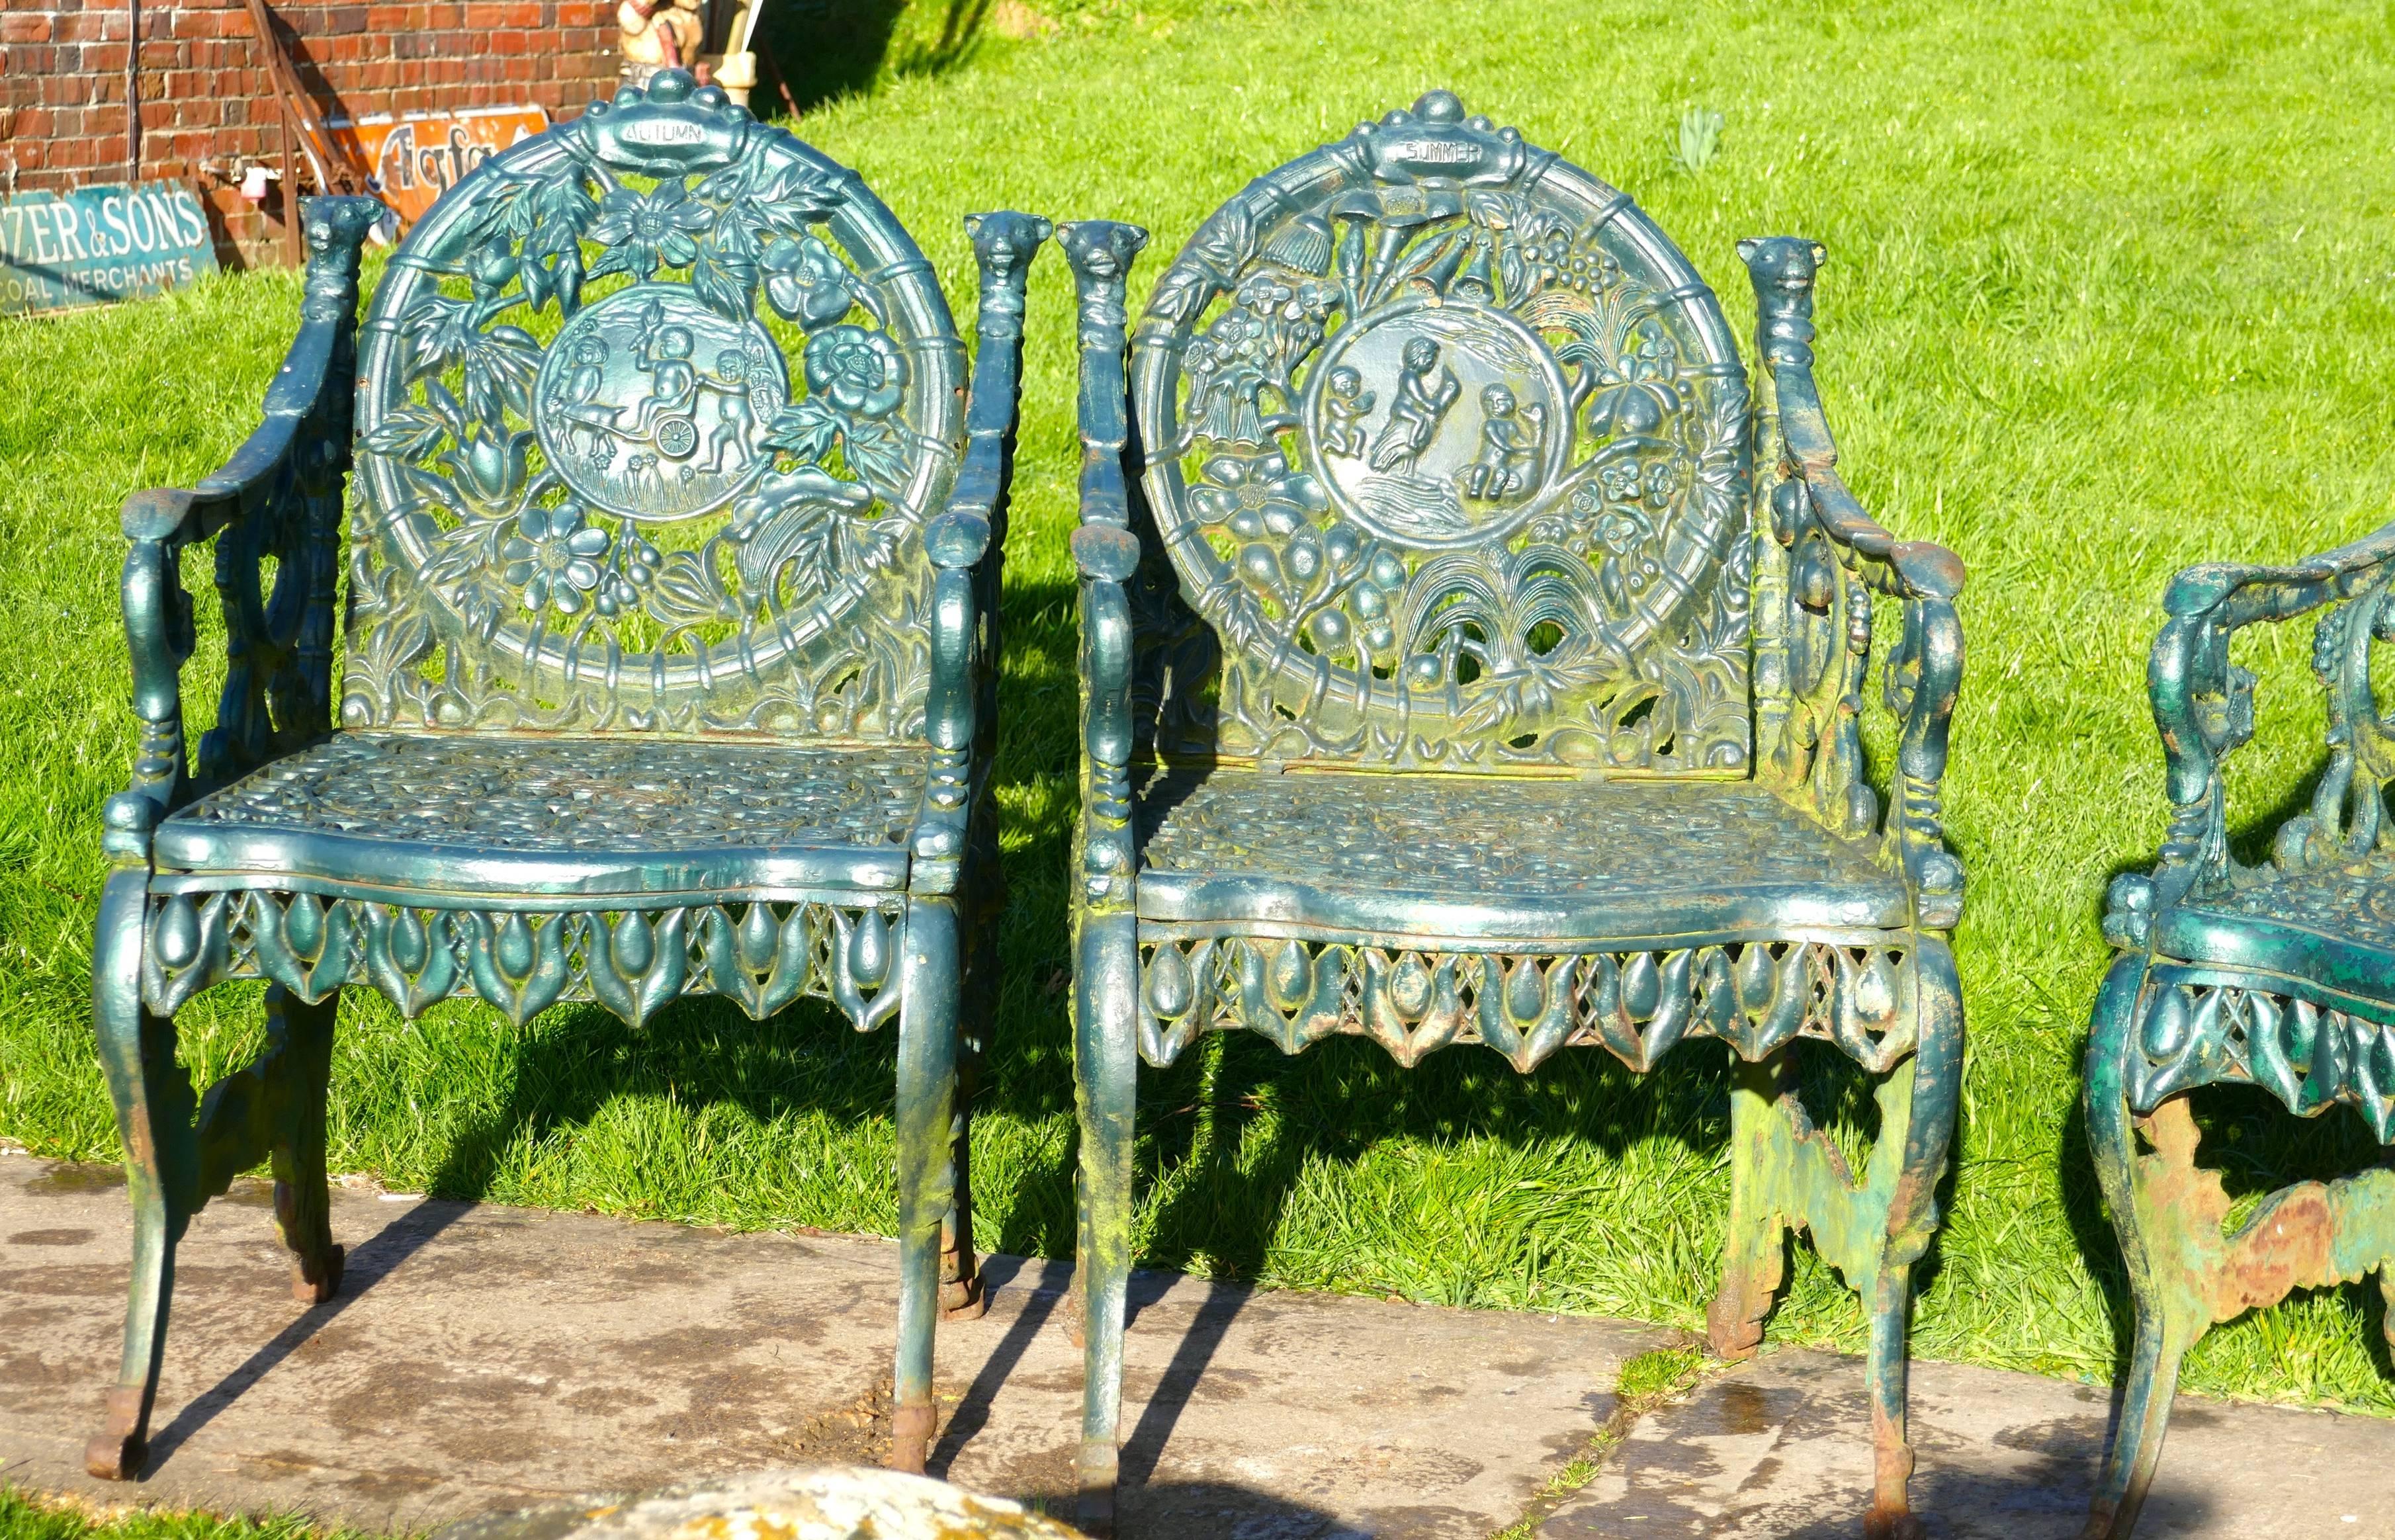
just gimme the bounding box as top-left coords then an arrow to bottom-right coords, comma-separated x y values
1133,92 -> 1754,773
343,70 -> 965,737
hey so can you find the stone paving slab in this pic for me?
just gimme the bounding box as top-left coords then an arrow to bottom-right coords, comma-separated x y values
0,1150 -> 1667,1537
7,1148 -> 2394,1538
1544,1345 -> 2395,1539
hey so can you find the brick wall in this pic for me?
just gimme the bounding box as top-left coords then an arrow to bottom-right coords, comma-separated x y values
0,0 -> 617,267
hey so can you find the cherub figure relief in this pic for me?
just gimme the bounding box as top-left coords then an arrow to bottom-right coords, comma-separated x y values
704,347 -> 760,474
1321,365 -> 1375,458
1460,383 -> 1546,500
1368,336 -> 1460,475
628,323 -> 699,438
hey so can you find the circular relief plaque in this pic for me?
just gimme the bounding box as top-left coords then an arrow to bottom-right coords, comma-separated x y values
533,284 -> 791,523
1301,295 -> 1571,551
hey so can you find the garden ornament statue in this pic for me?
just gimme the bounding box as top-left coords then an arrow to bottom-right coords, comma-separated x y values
83,68 -> 1049,1481
1063,92 -> 1968,1538
2081,522 -> 2395,1537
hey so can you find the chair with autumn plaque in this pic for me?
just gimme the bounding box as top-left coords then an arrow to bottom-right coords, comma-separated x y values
1060,93 -> 1968,1537
83,69 -> 1046,1479
2079,523 -> 2395,1537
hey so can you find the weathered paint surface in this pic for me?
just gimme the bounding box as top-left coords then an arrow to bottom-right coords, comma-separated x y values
77,71 -> 1049,1492
1065,93 -> 1970,1540
2083,469 -> 2395,1536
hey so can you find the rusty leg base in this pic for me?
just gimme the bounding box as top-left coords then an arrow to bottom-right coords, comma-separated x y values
1862,1437 -> 1923,1540
939,1272 -> 985,1321
290,1241 -> 345,1306
1076,1441 -> 1118,1537
939,1241 -> 985,1321
889,1399 -> 936,1475
1704,1266 -> 1773,1362
83,1386 -> 150,1480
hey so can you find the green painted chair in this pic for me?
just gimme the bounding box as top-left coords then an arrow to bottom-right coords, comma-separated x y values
2081,525 -> 2395,1537
84,69 -> 1047,1480
1061,93 -> 1968,1538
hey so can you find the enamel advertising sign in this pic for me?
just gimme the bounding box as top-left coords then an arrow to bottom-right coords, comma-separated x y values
333,106 -> 550,227
1,182 -> 220,318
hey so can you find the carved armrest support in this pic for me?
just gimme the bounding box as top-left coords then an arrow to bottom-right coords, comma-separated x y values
107,197 -> 382,863
1059,220 -> 1151,909
2109,517 -> 2395,940
912,212 -> 1051,894
1745,236 -> 1967,929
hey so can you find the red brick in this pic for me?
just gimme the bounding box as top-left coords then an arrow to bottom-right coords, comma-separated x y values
1,14 -> 53,42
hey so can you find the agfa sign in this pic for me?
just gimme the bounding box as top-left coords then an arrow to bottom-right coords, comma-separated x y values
1,182 -> 220,318
333,106 -> 549,226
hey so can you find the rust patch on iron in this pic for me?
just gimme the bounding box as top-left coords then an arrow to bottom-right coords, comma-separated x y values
2135,1097 -> 2395,1330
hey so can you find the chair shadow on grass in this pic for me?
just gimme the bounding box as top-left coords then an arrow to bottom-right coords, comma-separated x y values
758,0 -> 995,118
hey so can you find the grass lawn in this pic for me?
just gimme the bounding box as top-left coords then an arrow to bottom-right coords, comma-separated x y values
0,1490 -> 357,1540
7,0 -> 2395,1442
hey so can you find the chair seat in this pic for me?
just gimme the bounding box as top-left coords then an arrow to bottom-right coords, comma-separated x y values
154,732 -> 929,902
1133,769 -> 1911,941
2157,859 -> 2395,1015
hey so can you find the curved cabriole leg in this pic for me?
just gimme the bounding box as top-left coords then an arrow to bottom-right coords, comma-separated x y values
85,872 -> 197,1481
1074,910 -> 1139,1537
2077,956 -> 2203,1540
1863,935 -> 1963,1540
1709,1052 -> 1793,1361
267,985 -> 344,1305
890,896 -> 961,1474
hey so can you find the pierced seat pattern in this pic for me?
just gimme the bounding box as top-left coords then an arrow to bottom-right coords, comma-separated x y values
2156,861 -> 2395,1015
1134,771 -> 1907,935
156,733 -> 928,898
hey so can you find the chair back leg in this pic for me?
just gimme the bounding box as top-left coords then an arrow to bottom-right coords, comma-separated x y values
891,894 -> 961,1474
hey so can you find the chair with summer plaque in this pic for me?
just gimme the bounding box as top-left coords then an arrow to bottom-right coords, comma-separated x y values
1059,93 -> 1968,1537
83,69 -> 1046,1479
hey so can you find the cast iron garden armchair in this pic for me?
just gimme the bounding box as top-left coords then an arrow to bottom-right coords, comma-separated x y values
2082,521 -> 2395,1537
85,70 -> 1047,1480
1062,93 -> 1967,1538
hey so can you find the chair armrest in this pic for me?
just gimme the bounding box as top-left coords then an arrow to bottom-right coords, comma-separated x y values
912,211 -> 1052,895
105,196 -> 383,863
1744,236 -> 1967,929
2107,516 -> 2395,939
1059,220 -> 1152,910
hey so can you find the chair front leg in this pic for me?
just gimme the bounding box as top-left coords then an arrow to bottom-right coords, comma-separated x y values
891,894 -> 961,1475
1864,934 -> 1962,1540
85,871 -> 198,1481
1074,909 -> 1139,1537
1709,1051 -> 1794,1361
2079,953 -> 2197,1540
267,984 -> 344,1304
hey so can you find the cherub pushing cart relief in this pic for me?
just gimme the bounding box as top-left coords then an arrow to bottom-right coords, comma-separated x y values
533,286 -> 788,523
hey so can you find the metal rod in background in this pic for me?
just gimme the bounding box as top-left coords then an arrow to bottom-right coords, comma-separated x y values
124,0 -> 139,183
282,114 -> 300,265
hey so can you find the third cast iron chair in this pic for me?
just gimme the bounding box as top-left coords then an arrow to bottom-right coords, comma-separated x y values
83,70 -> 1045,1480
2081,521 -> 2395,1537
1059,93 -> 1968,1537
